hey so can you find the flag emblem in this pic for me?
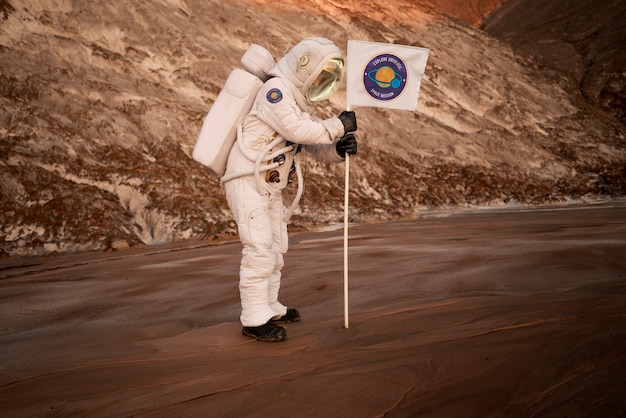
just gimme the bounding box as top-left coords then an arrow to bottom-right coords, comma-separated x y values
363,53 -> 408,101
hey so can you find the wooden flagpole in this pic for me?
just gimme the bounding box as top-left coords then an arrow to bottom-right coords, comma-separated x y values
343,152 -> 350,329
343,101 -> 353,329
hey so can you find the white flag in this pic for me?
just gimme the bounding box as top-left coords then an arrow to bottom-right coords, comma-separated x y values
346,40 -> 430,111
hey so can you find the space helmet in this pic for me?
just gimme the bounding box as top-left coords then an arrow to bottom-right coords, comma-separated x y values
271,37 -> 344,103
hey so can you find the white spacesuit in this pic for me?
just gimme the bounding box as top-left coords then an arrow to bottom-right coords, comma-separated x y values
222,37 -> 358,342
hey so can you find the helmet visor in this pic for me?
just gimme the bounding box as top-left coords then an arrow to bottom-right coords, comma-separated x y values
307,57 -> 344,102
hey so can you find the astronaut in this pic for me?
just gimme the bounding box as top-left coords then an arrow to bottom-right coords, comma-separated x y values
222,37 -> 358,342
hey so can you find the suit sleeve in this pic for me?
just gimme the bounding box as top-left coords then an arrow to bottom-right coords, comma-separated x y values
255,79 -> 345,145
305,140 -> 344,163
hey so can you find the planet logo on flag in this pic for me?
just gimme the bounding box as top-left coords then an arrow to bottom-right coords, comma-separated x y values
367,66 -> 402,89
362,53 -> 408,101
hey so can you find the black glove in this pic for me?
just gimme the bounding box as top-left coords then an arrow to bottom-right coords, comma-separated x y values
336,134 -> 358,158
338,110 -> 357,133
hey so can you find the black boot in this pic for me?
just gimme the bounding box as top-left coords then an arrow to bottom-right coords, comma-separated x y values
274,308 -> 301,324
242,319 -> 286,342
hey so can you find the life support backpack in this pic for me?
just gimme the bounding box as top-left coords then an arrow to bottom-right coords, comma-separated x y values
192,44 -> 276,176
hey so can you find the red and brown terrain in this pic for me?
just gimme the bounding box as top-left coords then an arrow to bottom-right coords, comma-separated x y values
1,0 -> 624,256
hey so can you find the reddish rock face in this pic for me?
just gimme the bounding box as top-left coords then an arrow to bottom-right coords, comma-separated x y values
482,0 -> 626,124
1,0 -> 624,256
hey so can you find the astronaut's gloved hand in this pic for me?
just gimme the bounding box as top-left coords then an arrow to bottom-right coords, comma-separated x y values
336,133 -> 358,158
338,111 -> 357,133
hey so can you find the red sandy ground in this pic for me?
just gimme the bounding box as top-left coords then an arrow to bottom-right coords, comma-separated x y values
1,202 -> 625,417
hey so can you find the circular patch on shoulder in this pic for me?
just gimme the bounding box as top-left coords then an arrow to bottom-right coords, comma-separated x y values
266,88 -> 283,103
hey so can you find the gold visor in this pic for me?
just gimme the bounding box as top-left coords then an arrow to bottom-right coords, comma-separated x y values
307,57 -> 344,102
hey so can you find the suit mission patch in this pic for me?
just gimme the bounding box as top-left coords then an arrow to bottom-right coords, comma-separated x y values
266,88 -> 283,103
